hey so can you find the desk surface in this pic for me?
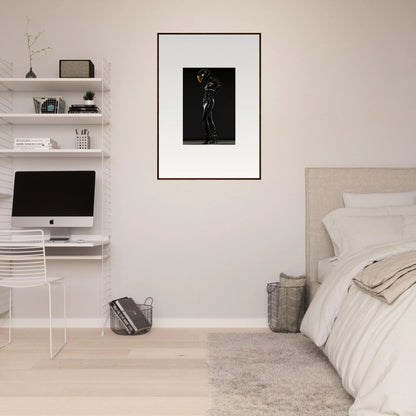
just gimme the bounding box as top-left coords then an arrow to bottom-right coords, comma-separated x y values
44,240 -> 108,248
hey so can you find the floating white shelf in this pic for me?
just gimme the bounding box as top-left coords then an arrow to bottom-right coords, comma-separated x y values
0,149 -> 110,158
0,78 -> 109,92
0,113 -> 105,125
46,255 -> 107,261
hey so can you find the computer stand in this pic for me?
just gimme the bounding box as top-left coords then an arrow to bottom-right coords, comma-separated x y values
49,228 -> 70,241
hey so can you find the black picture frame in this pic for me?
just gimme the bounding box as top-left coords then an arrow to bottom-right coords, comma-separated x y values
157,33 -> 261,180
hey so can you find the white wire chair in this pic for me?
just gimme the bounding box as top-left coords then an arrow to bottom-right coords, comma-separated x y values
0,229 -> 66,359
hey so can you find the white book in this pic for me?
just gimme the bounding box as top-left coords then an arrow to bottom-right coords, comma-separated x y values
15,137 -> 52,142
14,138 -> 58,145
14,144 -> 53,148
14,140 -> 57,150
14,147 -> 54,151
14,145 -> 56,151
15,138 -> 53,142
14,144 -> 52,147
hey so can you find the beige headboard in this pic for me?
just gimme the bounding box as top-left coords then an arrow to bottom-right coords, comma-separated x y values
305,167 -> 416,301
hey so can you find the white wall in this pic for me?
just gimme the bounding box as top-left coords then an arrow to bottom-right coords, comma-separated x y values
1,0 -> 416,325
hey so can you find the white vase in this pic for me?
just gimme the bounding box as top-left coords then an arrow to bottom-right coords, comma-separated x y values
84,100 -> 94,105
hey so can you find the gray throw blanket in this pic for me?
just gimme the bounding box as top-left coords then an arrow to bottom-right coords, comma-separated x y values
353,250 -> 416,304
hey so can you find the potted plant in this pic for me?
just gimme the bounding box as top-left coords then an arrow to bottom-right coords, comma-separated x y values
83,91 -> 95,105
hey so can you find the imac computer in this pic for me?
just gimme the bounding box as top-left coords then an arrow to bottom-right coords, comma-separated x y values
12,171 -> 96,240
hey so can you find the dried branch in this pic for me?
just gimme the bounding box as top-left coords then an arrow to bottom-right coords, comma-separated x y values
24,16 -> 52,68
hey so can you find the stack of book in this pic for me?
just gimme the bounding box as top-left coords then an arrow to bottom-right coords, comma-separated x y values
14,138 -> 58,151
110,297 -> 151,335
68,104 -> 100,113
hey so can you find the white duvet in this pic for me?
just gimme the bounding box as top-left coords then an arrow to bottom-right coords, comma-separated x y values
301,240 -> 416,416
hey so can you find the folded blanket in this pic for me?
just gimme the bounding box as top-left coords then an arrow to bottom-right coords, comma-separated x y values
353,250 -> 416,303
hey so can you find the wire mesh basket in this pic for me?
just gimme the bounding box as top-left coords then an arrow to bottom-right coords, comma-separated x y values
110,297 -> 153,336
33,96 -> 66,114
267,274 -> 306,333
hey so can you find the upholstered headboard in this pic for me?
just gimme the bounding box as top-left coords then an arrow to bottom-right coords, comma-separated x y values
305,167 -> 416,301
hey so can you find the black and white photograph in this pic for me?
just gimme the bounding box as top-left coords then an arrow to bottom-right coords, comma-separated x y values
183,67 -> 235,145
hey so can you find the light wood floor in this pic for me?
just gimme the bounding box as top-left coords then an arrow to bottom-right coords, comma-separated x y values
0,328 -> 265,416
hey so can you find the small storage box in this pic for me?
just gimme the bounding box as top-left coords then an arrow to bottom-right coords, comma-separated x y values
33,96 -> 65,114
267,274 -> 306,333
110,297 -> 153,335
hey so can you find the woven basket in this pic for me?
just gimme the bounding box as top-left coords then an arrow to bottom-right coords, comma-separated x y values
267,274 -> 306,333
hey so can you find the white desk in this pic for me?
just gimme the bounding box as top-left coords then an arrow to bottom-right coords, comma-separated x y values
44,240 -> 108,248
44,237 -> 109,260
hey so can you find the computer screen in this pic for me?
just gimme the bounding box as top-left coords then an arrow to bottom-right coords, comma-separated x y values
12,170 -> 96,228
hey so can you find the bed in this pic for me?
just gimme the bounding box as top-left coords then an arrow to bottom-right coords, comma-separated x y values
301,167 -> 416,416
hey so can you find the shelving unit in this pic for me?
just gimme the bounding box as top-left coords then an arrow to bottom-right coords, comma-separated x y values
0,58 -> 112,333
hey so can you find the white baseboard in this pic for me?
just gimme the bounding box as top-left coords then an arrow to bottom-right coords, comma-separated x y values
153,318 -> 268,328
0,318 -> 103,328
0,318 -> 268,329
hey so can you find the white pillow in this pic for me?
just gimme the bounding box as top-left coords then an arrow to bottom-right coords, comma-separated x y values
322,206 -> 416,256
330,216 -> 403,256
403,216 -> 416,240
343,190 -> 416,208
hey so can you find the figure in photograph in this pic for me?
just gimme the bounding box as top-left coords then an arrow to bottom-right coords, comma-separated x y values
197,69 -> 222,144
183,67 -> 235,145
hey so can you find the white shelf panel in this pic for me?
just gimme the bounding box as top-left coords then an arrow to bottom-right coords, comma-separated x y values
0,78 -> 108,92
0,114 -> 104,125
0,149 -> 110,158
46,255 -> 105,261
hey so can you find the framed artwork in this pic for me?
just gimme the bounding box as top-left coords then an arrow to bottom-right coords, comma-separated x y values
157,33 -> 261,180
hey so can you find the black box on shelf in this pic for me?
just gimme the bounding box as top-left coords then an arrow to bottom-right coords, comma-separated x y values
59,60 -> 95,78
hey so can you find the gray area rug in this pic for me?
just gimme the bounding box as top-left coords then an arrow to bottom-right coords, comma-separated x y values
208,333 -> 353,416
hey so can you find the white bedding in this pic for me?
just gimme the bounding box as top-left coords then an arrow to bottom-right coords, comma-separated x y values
301,240 -> 416,416
317,256 -> 338,283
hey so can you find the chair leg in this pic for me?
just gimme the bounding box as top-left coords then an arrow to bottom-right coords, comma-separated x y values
48,281 -> 67,359
63,281 -> 67,344
0,288 -> 12,349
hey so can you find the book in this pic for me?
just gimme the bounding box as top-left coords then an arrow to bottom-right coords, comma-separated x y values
68,104 -> 100,113
14,138 -> 57,143
14,138 -> 58,150
14,147 -> 55,151
109,300 -> 134,334
14,144 -> 55,148
114,297 -> 151,334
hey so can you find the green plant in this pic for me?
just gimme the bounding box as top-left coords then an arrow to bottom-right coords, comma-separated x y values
24,17 -> 52,69
83,91 -> 95,101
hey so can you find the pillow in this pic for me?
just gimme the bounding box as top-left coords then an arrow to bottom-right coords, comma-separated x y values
343,190 -> 416,208
329,216 -> 403,256
322,206 -> 416,256
403,216 -> 416,240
